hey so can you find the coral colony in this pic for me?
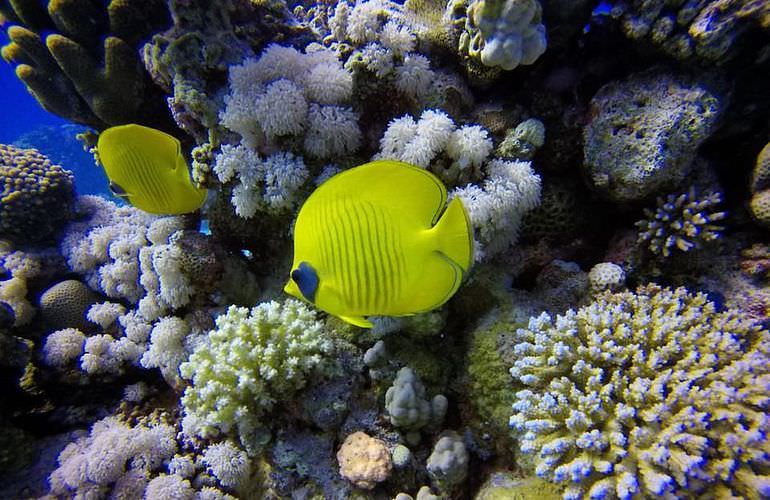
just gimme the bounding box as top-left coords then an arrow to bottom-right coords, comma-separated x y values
1,0 -> 770,498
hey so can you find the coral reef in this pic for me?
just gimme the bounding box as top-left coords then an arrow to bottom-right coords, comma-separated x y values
583,71 -> 722,202
336,431 -> 392,489
0,144 -> 75,243
636,188 -> 726,258
0,0 -> 172,129
38,280 -> 96,331
509,285 -> 770,499
749,140 -> 770,227
606,0 -> 770,64
179,300 -> 336,443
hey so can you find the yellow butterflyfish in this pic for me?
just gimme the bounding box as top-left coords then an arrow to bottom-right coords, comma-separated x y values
96,124 -> 207,214
284,160 -> 473,328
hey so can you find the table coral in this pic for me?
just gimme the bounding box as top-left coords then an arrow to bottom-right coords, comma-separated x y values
179,300 -> 336,442
0,144 -> 75,244
583,71 -> 722,202
336,431 -> 392,489
0,0 -> 172,129
509,284 -> 770,499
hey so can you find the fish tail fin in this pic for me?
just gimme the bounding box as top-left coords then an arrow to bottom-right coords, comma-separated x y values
432,196 -> 473,273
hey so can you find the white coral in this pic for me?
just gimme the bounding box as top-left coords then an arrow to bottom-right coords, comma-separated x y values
304,104 -> 361,159
201,441 -> 251,488
453,159 -> 541,260
140,316 -> 193,389
446,125 -> 493,170
42,328 -> 86,368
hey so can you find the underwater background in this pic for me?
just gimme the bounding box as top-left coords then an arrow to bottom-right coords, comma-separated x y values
1,1 -> 770,499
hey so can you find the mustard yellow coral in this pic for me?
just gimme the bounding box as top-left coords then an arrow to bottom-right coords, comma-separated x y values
0,144 -> 75,243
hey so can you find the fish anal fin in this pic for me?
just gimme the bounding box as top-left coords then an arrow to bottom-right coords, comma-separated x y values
339,315 -> 374,328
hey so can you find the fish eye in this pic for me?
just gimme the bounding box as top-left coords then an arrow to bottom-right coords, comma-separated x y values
291,269 -> 301,282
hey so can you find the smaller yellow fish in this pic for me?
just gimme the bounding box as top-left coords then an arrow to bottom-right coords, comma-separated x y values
284,160 -> 473,328
96,124 -> 207,214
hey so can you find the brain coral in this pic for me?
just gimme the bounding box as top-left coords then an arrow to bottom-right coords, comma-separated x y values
0,145 -> 75,243
39,280 -> 98,331
509,284 -> 770,499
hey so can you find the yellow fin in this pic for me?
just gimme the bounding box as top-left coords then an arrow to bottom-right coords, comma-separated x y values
407,252 -> 463,313
338,314 -> 373,328
316,160 -> 447,226
430,196 -> 474,272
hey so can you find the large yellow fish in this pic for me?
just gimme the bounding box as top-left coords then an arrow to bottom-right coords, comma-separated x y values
96,124 -> 207,214
284,160 -> 473,328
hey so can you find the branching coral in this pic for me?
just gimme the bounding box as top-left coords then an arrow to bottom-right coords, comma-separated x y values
0,0 -> 171,129
636,188 -> 726,258
509,284 -> 770,499
179,300 -> 336,441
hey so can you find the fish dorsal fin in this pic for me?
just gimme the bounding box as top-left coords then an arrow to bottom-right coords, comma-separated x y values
99,124 -> 180,172
314,160 -> 447,226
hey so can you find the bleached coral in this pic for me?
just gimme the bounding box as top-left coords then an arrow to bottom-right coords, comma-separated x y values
213,144 -> 309,218
42,328 -> 86,368
453,159 -> 541,260
180,300 -> 336,439
48,416 -> 177,497
87,302 -> 126,329
201,441 -> 251,488
144,474 -> 195,499
446,125 -> 493,170
220,44 -> 359,160
303,104 -> 361,159
426,431 -> 469,490
140,316 -> 199,389
508,284 -> 770,499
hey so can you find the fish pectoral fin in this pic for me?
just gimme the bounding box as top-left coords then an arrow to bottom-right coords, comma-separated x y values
338,314 -> 374,329
409,251 -> 463,313
108,181 -> 130,198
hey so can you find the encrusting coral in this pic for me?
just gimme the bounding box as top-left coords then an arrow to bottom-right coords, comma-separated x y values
583,71 -> 722,202
0,144 -> 75,243
0,0 -> 172,129
509,284 -> 770,499
748,140 -> 770,227
336,431 -> 393,490
606,0 -> 770,64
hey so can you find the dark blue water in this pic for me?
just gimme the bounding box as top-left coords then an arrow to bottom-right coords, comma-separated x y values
0,28 -> 109,196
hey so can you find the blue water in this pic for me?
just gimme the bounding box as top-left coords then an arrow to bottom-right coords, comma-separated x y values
0,28 -> 110,196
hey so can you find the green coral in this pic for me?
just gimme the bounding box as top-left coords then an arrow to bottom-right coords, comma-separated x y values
509,284 -> 770,499
180,299 -> 336,444
0,144 -> 75,243
1,0 -> 171,129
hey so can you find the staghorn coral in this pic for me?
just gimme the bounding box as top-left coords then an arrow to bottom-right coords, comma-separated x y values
179,300 -> 336,442
583,71 -> 722,202
606,0 -> 770,64
636,187 -> 726,258
0,0 -> 171,129
509,284 -> 770,499
336,431 -> 392,490
0,144 -> 75,243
